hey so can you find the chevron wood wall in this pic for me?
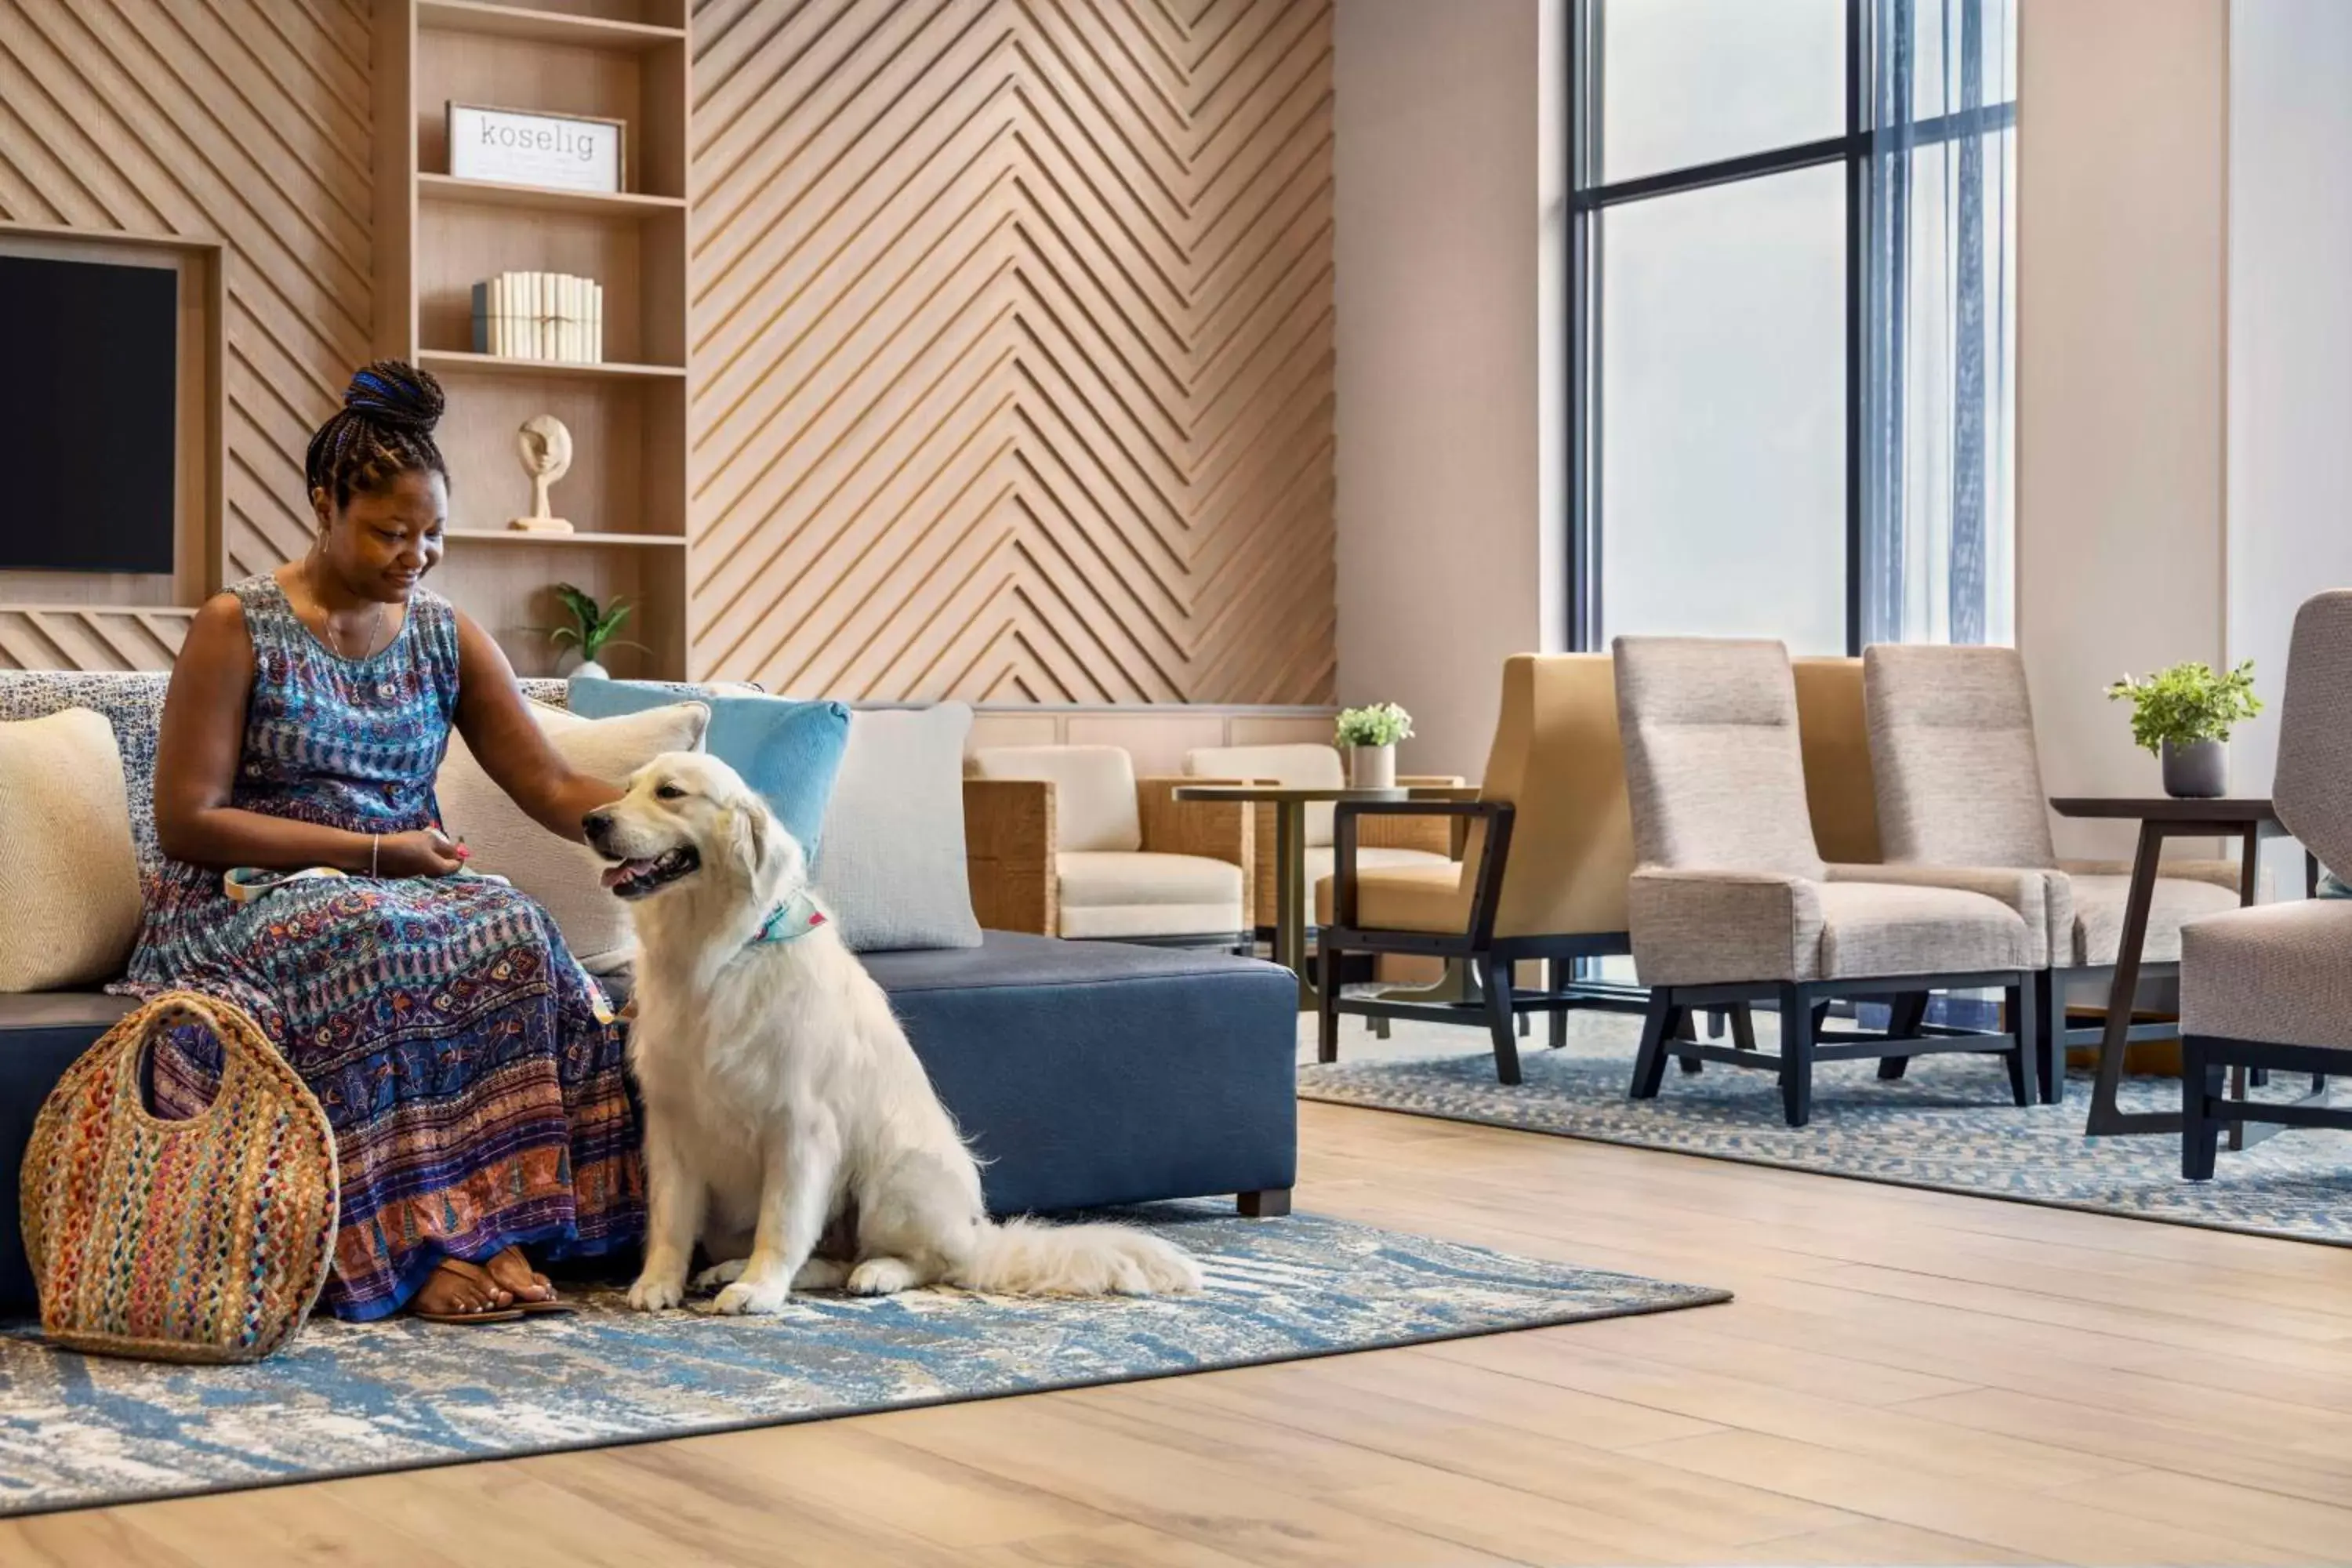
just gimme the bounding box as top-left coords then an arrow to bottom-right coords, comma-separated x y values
688,0 -> 1337,702
0,0 -> 373,620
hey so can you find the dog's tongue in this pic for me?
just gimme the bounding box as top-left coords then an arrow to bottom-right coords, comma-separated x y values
601,860 -> 644,889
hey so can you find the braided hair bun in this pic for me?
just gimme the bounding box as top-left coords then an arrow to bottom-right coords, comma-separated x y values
306,358 -> 450,507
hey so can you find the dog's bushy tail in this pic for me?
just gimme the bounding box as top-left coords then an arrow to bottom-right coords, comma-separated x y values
951,1218 -> 1203,1297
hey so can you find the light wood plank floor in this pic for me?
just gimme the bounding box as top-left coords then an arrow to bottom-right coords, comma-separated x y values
8,1098 -> 2351,1566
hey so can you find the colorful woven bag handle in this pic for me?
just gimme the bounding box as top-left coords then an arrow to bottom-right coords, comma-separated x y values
20,990 -> 340,1363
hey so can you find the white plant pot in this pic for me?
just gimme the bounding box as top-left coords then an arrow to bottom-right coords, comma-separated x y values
568,656 -> 610,682
1349,743 -> 1396,790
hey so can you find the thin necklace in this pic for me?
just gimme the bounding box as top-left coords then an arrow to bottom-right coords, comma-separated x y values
307,557 -> 386,661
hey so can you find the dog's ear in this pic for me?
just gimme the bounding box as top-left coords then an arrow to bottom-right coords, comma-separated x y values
728,800 -> 771,878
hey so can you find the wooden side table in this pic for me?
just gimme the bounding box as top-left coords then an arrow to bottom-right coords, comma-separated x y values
2049,797 -> 2322,1143
1171,783 -> 1413,1006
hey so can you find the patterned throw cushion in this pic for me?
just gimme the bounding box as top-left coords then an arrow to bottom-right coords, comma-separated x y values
435,700 -> 711,972
0,671 -> 169,878
0,709 -> 145,990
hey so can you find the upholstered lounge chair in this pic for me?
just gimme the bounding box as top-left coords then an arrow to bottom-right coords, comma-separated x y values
1863,644 -> 2241,1102
964,746 -> 1251,949
1313,654 -> 1639,1084
2180,590 -> 2352,1175
1614,636 -> 2042,1127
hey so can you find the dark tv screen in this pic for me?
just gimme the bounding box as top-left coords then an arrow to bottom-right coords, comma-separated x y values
0,253 -> 178,574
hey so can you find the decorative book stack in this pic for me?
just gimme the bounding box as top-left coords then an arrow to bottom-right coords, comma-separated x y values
470,272 -> 604,363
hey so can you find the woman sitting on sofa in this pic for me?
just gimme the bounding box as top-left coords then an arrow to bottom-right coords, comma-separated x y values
124,360 -> 641,1324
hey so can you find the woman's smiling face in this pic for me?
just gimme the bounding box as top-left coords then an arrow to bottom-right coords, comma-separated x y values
313,467 -> 447,602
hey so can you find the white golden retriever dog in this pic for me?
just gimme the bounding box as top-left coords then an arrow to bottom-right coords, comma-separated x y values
586,752 -> 1203,1313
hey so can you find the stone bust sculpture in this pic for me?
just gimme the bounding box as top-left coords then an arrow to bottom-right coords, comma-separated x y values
510,414 -> 574,533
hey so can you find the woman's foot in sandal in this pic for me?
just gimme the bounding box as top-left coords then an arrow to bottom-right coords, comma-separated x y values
485,1246 -> 568,1312
412,1259 -> 519,1323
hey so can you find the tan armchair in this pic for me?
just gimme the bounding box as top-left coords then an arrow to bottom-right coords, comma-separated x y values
1182,743 -> 1458,931
1313,654 -> 1638,1084
963,746 -> 1252,948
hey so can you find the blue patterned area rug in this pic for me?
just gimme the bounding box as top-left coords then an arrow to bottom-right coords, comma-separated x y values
1299,1021 -> 2352,1246
0,1203 -> 1722,1518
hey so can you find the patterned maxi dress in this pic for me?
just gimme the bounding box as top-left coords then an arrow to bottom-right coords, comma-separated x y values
120,576 -> 642,1319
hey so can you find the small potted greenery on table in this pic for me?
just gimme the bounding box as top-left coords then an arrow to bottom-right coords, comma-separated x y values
536,583 -> 647,681
2105,659 -> 2262,798
1334,702 -> 1414,789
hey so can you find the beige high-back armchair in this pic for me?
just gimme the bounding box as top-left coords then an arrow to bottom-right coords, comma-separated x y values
1312,654 -> 1636,1084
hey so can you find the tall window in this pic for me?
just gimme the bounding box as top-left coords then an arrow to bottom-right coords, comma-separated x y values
1570,0 -> 2018,654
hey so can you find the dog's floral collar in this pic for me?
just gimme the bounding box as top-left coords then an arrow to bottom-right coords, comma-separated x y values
750,890 -> 828,946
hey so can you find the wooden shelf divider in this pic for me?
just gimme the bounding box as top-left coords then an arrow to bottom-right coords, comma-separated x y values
416,1 -> 686,50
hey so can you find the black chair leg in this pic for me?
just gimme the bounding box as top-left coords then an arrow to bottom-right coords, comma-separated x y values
2003,977 -> 2034,1107
2182,1036 -> 2223,1181
1878,991 -> 1929,1080
2036,968 -> 2067,1105
1780,985 -> 1816,1127
1630,991 -> 1680,1099
1674,1008 -> 1704,1073
1477,954 -> 1521,1085
1316,941 -> 1342,1065
1548,959 -> 1569,1051
1730,1006 -> 1758,1052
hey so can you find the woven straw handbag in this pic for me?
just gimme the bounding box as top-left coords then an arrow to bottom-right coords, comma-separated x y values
20,991 -> 339,1363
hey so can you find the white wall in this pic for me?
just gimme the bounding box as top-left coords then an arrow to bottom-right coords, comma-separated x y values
2228,0 -> 2352,893
1333,0 -> 1555,779
2017,0 -> 2230,860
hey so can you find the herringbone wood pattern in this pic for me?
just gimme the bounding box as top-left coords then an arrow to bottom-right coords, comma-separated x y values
688,0 -> 1335,701
0,0 -> 374,600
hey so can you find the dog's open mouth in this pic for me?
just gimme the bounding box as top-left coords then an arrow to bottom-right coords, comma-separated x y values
600,845 -> 701,898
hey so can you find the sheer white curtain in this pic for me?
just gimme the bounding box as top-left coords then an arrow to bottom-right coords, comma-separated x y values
1860,0 -> 2019,647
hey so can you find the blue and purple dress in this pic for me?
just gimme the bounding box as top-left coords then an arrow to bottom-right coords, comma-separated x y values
121,575 -> 641,1319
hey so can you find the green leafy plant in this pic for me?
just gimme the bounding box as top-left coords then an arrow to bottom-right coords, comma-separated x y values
535,583 -> 648,666
2104,659 -> 2262,754
1334,702 -> 1414,748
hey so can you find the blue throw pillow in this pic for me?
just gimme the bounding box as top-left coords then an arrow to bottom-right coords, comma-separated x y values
2320,868 -> 2350,899
567,677 -> 851,860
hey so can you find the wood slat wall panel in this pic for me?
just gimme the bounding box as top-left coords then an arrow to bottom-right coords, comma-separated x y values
687,0 -> 1336,703
0,0 -> 372,629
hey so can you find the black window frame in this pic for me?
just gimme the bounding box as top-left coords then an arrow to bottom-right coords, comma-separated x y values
1566,0 -> 2018,655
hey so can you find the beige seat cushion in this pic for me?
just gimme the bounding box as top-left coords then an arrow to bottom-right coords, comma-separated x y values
2067,873 -> 2242,966
437,700 -> 710,972
1628,869 -> 2033,985
0,709 -> 143,991
2181,899 -> 2352,1051
1054,850 -> 1243,938
1312,855 -> 1468,931
1185,743 -> 1344,844
971,746 -> 1141,852
1816,881 -> 2036,980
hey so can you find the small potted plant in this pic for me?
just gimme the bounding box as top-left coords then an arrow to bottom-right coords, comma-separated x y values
2105,659 -> 2262,798
1334,702 -> 1414,789
537,583 -> 647,681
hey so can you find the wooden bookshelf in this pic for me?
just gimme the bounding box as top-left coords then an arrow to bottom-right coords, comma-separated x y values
374,0 -> 691,681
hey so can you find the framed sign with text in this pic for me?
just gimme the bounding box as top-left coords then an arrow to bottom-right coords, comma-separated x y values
447,103 -> 624,194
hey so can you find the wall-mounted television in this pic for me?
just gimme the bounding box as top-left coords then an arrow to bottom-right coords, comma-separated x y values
0,252 -> 179,574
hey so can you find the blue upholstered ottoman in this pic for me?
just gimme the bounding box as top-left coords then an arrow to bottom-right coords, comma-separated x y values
0,934 -> 1298,1313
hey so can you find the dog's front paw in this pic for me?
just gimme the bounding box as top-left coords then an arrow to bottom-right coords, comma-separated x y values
693,1258 -> 747,1291
845,1257 -> 920,1296
712,1276 -> 792,1316
627,1272 -> 688,1312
